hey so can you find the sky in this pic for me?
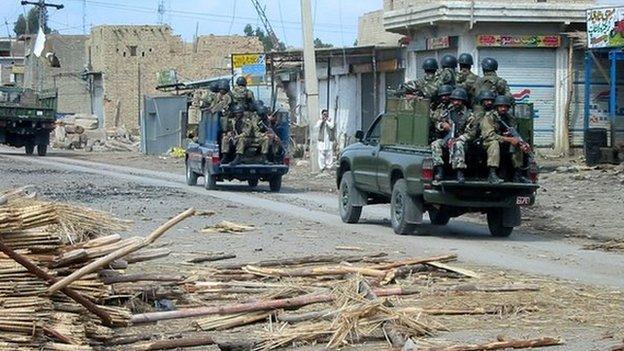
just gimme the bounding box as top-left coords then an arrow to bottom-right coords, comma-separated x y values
0,0 -> 621,47
0,0 -> 382,48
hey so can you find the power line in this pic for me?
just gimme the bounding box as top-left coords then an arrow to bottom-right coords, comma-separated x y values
277,0 -> 288,46
227,0 -> 237,35
157,0 -> 165,25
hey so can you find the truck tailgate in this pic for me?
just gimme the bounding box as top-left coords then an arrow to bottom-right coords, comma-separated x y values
424,180 -> 539,208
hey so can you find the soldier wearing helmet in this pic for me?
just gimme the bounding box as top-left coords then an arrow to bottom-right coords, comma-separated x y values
473,57 -> 512,109
211,79 -> 233,132
436,54 -> 457,87
231,76 -> 255,111
456,53 -> 478,104
430,88 -> 477,183
200,81 -> 220,109
225,101 -> 270,166
255,102 -> 281,163
480,95 -> 529,184
402,58 -> 439,99
431,84 -> 454,124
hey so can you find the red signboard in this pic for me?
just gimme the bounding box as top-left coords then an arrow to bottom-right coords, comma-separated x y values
477,35 -> 561,48
426,36 -> 450,50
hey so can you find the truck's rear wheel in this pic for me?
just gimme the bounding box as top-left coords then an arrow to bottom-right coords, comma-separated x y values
204,169 -> 217,190
185,160 -> 198,186
25,144 -> 34,155
339,171 -> 362,223
269,175 -> 282,192
391,179 -> 418,235
37,144 -> 47,156
487,209 -> 514,237
248,179 -> 259,188
428,208 -> 450,226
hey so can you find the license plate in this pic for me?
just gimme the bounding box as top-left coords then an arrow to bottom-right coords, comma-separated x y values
516,196 -> 531,206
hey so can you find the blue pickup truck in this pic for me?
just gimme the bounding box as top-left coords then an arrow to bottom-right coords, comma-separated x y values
185,110 -> 290,192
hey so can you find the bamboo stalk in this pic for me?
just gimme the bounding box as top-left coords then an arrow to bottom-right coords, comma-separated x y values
411,337 -> 563,351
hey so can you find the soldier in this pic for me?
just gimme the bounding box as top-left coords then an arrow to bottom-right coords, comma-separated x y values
221,103 -> 245,163
187,88 -> 203,139
456,53 -> 478,103
480,95 -> 529,184
436,54 -> 457,87
473,90 -> 496,125
430,88 -> 477,183
211,79 -> 232,132
473,57 -> 512,109
200,82 -> 220,109
231,76 -> 255,111
255,103 -> 281,163
402,58 -> 439,99
228,103 -> 270,166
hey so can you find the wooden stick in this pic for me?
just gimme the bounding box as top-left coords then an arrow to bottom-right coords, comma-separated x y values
411,336 -> 563,350
99,273 -> 184,285
125,248 -> 171,263
213,252 -> 387,270
47,208 -> 195,295
128,335 -> 216,351
188,253 -> 236,264
243,264 -> 387,278
42,326 -> 78,345
425,261 -> 480,278
0,240 -> 113,326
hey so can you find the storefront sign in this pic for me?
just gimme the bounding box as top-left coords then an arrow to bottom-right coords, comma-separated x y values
351,63 -> 373,74
377,59 -> 398,72
231,53 -> 266,85
476,35 -> 561,48
426,36 -> 450,50
587,7 -> 624,49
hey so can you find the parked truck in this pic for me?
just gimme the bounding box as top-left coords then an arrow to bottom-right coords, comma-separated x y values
0,87 -> 57,156
337,96 -> 539,237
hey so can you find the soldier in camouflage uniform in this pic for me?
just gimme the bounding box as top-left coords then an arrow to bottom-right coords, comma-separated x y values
201,82 -> 219,110
480,95 -> 529,184
430,88 -> 477,183
473,57 -> 512,113
211,79 -> 233,132
255,102 -> 281,163
456,53 -> 478,105
436,54 -> 457,88
402,58 -> 439,99
231,76 -> 255,111
472,90 -> 496,128
227,103 -> 269,166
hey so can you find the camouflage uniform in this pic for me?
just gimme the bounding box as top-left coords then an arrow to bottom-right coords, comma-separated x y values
231,86 -> 255,111
480,110 -> 523,168
234,112 -> 269,155
210,92 -> 232,131
201,91 -> 216,109
403,72 -> 438,98
258,115 -> 282,159
430,106 -> 477,169
473,72 -> 512,109
456,68 -> 478,102
435,68 -> 456,88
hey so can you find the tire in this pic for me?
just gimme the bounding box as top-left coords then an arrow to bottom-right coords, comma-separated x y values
269,175 -> 282,192
248,179 -> 259,188
487,209 -> 514,237
391,179 -> 419,235
185,160 -> 198,186
429,208 -> 450,226
37,144 -> 47,156
204,169 -> 218,190
25,144 -> 34,155
338,171 -> 362,223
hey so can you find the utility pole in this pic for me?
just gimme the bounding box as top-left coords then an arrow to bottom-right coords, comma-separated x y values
82,0 -> 86,34
300,0 -> 320,172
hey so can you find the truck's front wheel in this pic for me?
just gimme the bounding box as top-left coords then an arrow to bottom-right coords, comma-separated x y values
37,144 -> 47,156
487,209 -> 514,237
339,171 -> 362,223
391,179 -> 419,235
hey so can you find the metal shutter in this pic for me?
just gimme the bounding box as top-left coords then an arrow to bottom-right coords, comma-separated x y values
479,48 -> 556,147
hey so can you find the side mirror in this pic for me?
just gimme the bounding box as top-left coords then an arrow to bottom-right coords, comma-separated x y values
355,130 -> 364,141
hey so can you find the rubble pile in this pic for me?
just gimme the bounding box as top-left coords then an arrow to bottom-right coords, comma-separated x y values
53,114 -> 139,152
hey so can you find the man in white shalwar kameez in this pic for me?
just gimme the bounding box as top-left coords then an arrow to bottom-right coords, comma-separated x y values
315,109 -> 335,172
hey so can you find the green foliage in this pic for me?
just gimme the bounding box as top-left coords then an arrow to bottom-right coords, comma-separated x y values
313,38 -> 333,48
243,24 -> 286,52
13,8 -> 51,36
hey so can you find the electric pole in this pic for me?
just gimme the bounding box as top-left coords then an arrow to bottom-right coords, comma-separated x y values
300,0 -> 320,172
21,0 -> 64,31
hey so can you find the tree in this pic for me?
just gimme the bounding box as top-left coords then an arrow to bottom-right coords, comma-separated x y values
243,24 -> 286,52
313,38 -> 333,48
13,7 -> 51,36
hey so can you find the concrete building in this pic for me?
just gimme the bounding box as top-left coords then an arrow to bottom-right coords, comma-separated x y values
382,0 -> 595,151
86,25 -> 263,129
0,38 -> 25,87
357,10 -> 404,46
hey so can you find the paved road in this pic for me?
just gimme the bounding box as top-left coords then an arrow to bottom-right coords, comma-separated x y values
2,147 -> 623,288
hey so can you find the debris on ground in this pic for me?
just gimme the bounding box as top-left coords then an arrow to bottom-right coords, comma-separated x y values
168,147 -> 186,158
201,220 -> 255,234
53,115 -> 140,152
583,239 -> 624,252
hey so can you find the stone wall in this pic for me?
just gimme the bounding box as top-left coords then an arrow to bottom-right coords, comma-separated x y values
357,10 -> 404,46
87,25 -> 263,129
384,0 -> 596,11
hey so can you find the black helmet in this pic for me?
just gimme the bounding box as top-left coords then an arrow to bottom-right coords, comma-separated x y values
458,53 -> 473,66
494,95 -> 512,107
209,82 -> 219,93
253,100 -> 265,112
257,106 -> 269,116
450,88 -> 468,101
422,58 -> 438,71
218,79 -> 230,92
479,90 -> 496,103
437,84 -> 454,97
236,76 -> 247,86
481,57 -> 498,72
440,54 -> 457,69
230,103 -> 245,114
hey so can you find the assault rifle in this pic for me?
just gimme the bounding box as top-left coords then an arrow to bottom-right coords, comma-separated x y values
497,116 -> 534,161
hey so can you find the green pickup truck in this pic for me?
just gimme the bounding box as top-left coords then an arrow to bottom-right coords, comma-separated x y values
336,97 -> 539,237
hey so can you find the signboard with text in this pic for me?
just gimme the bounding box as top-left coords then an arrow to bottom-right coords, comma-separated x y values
477,35 -> 561,48
426,36 -> 450,50
587,7 -> 624,49
231,53 -> 267,86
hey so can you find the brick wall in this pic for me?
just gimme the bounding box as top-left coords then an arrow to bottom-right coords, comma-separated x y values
357,10 -> 404,46
384,0 -> 596,11
87,25 -> 263,129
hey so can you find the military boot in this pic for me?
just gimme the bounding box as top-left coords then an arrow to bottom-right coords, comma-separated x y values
488,167 -> 503,184
434,167 -> 444,181
229,154 -> 243,166
456,170 -> 465,184
513,170 -> 531,183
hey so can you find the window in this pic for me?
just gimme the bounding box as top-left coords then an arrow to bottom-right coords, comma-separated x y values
366,115 -> 383,144
128,45 -> 137,56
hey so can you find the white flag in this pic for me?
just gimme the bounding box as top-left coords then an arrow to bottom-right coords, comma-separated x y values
33,27 -> 46,57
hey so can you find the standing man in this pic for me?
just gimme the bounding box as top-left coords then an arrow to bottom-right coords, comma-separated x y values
481,95 -> 529,184
211,79 -> 232,133
456,53 -> 478,104
430,88 -> 477,183
231,76 -> 255,111
402,58 -> 439,99
315,109 -> 335,172
436,54 -> 457,88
